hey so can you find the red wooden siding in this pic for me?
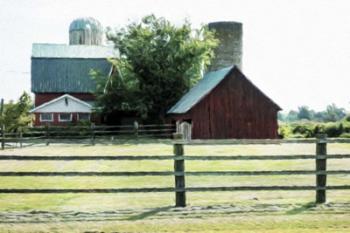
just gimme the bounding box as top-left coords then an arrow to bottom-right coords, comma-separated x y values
170,68 -> 280,139
33,112 -> 99,126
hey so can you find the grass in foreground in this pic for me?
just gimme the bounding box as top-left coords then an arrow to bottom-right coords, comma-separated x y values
0,142 -> 348,232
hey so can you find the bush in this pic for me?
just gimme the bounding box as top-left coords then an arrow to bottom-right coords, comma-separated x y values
279,121 -> 348,138
278,124 -> 292,138
324,123 -> 343,137
339,133 -> 350,138
291,122 -> 315,138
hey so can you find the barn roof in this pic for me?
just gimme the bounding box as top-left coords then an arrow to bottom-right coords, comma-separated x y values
31,43 -> 116,93
32,43 -> 118,58
167,66 -> 281,114
30,94 -> 92,113
167,66 -> 233,114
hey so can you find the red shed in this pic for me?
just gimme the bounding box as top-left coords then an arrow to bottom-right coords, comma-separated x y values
167,66 -> 281,139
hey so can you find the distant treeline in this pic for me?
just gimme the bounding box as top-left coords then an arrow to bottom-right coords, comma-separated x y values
278,104 -> 350,138
278,104 -> 347,122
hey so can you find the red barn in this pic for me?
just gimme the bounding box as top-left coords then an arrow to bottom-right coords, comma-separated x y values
29,17 -> 118,126
167,66 -> 281,139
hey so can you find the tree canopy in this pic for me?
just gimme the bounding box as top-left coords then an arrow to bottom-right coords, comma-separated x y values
279,104 -> 347,122
93,15 -> 218,122
0,92 -> 32,132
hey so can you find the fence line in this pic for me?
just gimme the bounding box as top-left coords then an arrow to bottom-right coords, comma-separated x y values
0,134 -> 349,207
0,123 -> 176,149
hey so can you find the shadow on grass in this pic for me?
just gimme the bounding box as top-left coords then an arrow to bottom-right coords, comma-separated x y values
126,206 -> 174,220
286,202 -> 316,215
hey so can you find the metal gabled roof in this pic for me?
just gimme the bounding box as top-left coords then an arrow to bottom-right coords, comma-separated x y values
167,66 -> 233,114
31,57 -> 111,93
32,43 -> 118,58
167,66 -> 282,115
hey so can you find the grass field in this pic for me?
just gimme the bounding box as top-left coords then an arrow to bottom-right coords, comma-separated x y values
0,142 -> 349,232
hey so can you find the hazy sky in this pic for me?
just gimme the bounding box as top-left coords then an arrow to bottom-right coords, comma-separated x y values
1,0 -> 350,112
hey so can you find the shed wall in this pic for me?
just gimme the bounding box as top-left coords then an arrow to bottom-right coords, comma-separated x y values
171,69 -> 279,139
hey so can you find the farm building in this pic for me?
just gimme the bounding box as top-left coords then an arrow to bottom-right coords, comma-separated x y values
167,66 -> 281,139
168,22 -> 281,139
30,17 -> 118,126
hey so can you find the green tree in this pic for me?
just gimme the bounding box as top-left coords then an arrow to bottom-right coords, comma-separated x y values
297,106 -> 312,120
0,92 -> 32,132
323,103 -> 346,122
94,15 -> 218,121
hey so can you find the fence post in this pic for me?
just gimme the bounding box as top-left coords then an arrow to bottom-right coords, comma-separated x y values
91,123 -> 95,145
1,124 -> 4,150
134,121 -> 139,139
173,133 -> 186,207
45,125 -> 50,146
316,134 -> 327,204
19,127 -> 23,148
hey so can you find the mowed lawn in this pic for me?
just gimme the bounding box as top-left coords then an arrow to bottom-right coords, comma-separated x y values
0,142 -> 349,232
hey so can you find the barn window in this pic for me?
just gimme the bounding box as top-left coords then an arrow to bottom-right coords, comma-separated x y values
59,113 -> 72,122
40,113 -> 53,122
78,113 -> 90,121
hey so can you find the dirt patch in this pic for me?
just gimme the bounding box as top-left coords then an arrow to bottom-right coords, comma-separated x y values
0,202 -> 349,223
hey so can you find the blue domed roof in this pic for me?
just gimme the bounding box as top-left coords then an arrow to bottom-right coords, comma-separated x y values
69,17 -> 103,32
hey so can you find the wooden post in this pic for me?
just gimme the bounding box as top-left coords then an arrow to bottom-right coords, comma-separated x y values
1,124 -> 4,150
316,134 -> 327,204
173,133 -> 186,207
91,123 -> 95,145
19,128 -> 23,148
134,121 -> 139,139
0,99 -> 4,150
45,125 -> 50,146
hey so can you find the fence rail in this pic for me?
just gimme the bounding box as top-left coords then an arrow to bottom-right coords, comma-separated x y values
0,123 -> 176,149
0,134 -> 349,207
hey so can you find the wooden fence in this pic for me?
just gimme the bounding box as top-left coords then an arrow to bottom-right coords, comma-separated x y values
0,123 -> 176,149
0,134 -> 349,207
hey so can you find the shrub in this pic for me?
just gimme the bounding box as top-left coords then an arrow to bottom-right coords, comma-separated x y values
345,115 -> 350,122
324,123 -> 343,137
291,122 -> 315,138
339,133 -> 350,138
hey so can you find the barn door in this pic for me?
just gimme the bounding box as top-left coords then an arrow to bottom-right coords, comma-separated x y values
178,121 -> 192,141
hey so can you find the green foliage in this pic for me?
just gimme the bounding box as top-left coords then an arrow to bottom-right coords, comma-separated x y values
339,133 -> 350,138
278,124 -> 292,138
0,92 -> 32,132
280,104 -> 347,123
291,122 -> 316,138
345,115 -> 350,122
297,106 -> 312,120
279,119 -> 350,138
324,122 -> 343,137
94,15 -> 218,121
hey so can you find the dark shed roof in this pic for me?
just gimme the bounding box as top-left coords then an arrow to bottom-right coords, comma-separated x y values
167,66 -> 281,114
31,43 -> 117,93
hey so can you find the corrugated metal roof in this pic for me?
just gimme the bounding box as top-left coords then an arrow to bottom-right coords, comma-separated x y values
167,66 -> 233,114
69,17 -> 102,32
31,58 -> 111,93
32,43 -> 118,58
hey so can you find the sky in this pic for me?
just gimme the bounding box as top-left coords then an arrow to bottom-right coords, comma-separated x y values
0,0 -> 350,112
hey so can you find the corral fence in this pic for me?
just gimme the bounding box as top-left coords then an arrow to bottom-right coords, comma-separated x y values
0,123 -> 176,149
0,134 -> 349,207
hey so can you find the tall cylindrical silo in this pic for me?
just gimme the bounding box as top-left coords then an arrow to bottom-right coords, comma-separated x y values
69,17 -> 103,45
207,21 -> 243,71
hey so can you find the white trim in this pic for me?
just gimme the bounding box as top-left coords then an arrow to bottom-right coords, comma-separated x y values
77,113 -> 91,121
40,113 -> 53,122
58,113 -> 72,122
30,94 -> 92,113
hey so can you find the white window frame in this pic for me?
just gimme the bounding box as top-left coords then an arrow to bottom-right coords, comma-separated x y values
40,113 -> 53,122
77,113 -> 91,121
58,113 -> 72,122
